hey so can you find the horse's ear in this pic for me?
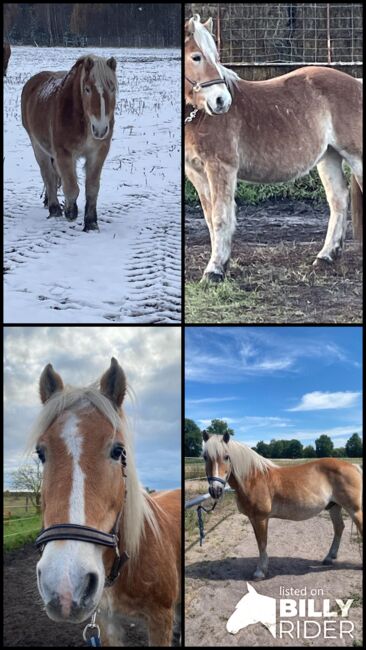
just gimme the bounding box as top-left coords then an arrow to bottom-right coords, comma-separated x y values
84,56 -> 94,73
202,430 -> 210,442
39,364 -> 64,404
107,57 -> 117,71
100,357 -> 127,407
223,431 -> 230,444
203,18 -> 213,33
186,14 -> 200,35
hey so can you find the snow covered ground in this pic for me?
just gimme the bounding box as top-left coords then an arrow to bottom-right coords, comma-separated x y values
4,47 -> 181,323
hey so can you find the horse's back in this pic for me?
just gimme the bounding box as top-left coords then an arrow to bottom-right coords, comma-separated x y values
21,70 -> 66,131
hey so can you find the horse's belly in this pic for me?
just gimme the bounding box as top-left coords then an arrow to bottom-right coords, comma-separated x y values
270,500 -> 327,520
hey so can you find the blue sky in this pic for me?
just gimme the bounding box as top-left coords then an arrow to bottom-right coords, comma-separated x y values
4,326 -> 181,491
185,327 -> 362,449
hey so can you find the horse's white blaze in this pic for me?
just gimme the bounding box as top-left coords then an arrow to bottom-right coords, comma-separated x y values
60,412 -> 85,524
36,412 -> 106,619
90,84 -> 109,139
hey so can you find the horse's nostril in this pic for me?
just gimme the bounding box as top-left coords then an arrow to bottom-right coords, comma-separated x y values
83,572 -> 98,603
217,96 -> 224,107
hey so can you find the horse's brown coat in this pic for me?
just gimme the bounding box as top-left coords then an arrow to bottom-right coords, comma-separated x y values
3,43 -> 11,76
185,16 -> 363,282
21,55 -> 117,231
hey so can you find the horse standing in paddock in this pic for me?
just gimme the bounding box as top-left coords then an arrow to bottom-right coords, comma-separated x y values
21,55 -> 117,231
185,15 -> 363,283
202,431 -> 362,579
3,43 -> 11,76
30,358 -> 181,646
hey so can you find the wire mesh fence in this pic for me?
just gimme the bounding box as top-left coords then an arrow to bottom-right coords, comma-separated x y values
186,3 -> 363,67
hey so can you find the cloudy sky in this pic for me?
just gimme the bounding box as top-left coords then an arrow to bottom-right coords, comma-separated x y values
4,326 -> 181,490
186,326 -> 362,449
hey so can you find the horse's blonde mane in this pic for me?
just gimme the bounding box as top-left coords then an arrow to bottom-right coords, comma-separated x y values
204,435 -> 276,480
190,14 -> 239,91
27,384 -> 161,562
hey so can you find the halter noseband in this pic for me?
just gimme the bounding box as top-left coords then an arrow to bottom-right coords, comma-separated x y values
185,75 -> 228,93
207,476 -> 227,487
35,445 -> 129,588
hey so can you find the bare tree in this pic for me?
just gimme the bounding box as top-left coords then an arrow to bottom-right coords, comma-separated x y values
11,457 -> 43,513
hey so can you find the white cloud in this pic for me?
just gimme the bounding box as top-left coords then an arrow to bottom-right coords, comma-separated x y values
288,391 -> 361,412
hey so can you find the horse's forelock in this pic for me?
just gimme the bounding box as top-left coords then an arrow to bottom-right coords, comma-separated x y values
191,19 -> 219,66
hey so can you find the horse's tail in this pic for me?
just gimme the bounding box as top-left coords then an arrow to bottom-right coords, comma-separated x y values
351,174 -> 363,242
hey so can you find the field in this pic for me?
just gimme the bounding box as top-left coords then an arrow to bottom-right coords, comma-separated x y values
3,494 -> 41,551
185,178 -> 363,324
4,46 -> 181,323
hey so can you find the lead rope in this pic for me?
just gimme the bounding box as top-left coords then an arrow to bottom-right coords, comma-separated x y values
197,501 -> 218,546
83,611 -> 101,647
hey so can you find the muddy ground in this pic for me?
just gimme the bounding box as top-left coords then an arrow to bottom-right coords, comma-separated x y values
185,486 -> 363,647
3,544 -> 149,646
185,200 -> 363,323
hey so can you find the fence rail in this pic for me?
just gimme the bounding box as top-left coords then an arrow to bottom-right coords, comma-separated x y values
186,3 -> 363,67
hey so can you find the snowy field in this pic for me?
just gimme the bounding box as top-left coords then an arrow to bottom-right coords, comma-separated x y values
4,46 -> 181,323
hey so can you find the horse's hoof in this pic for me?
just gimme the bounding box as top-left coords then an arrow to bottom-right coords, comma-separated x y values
48,204 -> 63,218
65,205 -> 78,221
313,256 -> 333,268
202,272 -> 224,284
83,221 -> 99,232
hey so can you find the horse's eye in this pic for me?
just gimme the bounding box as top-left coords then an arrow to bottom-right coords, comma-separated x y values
84,86 -> 91,94
192,54 -> 201,62
36,446 -> 46,464
111,444 -> 124,461
202,453 -> 208,461
224,455 -> 230,462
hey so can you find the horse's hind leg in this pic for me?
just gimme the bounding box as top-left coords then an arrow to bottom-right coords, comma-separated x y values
31,141 -> 62,217
204,161 -> 237,282
314,149 -> 348,265
323,504 -> 345,564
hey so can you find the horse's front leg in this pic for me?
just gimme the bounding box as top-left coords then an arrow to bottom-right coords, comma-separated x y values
146,606 -> 174,646
55,151 -> 79,221
204,161 -> 237,282
83,145 -> 109,232
185,157 -> 214,249
250,516 -> 269,580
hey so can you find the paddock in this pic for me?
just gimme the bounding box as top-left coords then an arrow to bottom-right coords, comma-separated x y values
185,483 -> 362,647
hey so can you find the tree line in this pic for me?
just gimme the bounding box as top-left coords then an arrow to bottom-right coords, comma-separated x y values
4,3 -> 181,48
185,418 -> 363,459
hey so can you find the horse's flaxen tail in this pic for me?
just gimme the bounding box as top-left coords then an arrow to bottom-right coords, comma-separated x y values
351,175 -> 363,242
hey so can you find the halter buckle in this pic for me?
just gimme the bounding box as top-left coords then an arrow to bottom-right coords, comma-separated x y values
192,83 -> 201,93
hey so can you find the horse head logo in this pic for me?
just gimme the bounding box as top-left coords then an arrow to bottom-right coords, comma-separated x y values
227,582 -> 276,638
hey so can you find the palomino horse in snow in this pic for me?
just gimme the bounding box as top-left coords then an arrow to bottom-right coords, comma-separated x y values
202,431 -> 362,579
185,15 -> 363,282
21,55 -> 117,231
29,358 -> 181,646
3,43 -> 11,76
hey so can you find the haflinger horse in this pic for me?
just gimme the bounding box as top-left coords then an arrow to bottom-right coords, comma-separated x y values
21,55 -> 117,231
3,42 -> 11,76
185,15 -> 363,283
202,431 -> 362,580
28,358 -> 181,646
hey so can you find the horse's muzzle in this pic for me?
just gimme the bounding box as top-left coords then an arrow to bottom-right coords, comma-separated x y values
208,484 -> 224,500
91,123 -> 109,140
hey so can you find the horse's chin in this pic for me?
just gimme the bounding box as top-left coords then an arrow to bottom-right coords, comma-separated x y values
45,602 -> 97,624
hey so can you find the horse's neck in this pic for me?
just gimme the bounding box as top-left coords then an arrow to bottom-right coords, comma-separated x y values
59,69 -> 84,124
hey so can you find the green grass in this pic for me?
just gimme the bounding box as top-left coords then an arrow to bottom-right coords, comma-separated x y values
4,512 -> 42,551
185,166 -> 352,205
186,278 -> 258,323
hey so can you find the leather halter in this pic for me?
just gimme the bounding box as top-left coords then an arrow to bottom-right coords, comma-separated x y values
185,75 -> 227,93
35,445 -> 129,588
207,476 -> 227,487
